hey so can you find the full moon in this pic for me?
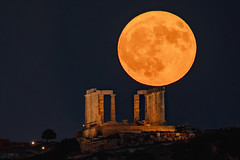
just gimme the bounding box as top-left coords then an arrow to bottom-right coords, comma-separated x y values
117,11 -> 197,86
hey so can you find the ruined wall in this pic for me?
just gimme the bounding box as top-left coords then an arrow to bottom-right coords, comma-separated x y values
135,87 -> 166,125
145,87 -> 166,125
85,89 -> 100,128
85,88 -> 116,129
99,125 -> 175,137
134,90 -> 147,121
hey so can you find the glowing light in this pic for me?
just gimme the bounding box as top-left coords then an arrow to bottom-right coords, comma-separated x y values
31,141 -> 35,145
118,11 -> 197,86
41,146 -> 45,150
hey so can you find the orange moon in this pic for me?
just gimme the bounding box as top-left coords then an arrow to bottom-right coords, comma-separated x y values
117,11 -> 197,86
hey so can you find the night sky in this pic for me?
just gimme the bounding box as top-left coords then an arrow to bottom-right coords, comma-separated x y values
0,0 -> 239,142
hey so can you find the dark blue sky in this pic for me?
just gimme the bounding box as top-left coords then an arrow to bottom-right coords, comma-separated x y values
0,0 -> 239,142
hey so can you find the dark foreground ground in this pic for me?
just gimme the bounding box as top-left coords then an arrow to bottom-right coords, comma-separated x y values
1,127 -> 240,160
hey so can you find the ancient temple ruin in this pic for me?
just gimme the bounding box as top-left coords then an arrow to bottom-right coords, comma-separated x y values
82,87 -> 175,138
84,89 -> 116,127
134,88 -> 165,125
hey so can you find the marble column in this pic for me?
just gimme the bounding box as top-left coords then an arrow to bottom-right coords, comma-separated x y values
144,94 -> 148,122
159,90 -> 165,124
84,94 -> 90,127
145,94 -> 152,123
110,94 -> 116,122
99,94 -> 104,123
134,94 -> 140,121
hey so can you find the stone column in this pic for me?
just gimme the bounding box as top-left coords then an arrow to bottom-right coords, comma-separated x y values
134,94 -> 140,121
156,91 -> 161,124
145,94 -> 151,123
91,93 -> 99,125
159,90 -> 166,124
144,94 -> 148,122
84,94 -> 91,128
149,93 -> 156,124
99,94 -> 104,123
152,93 -> 156,123
110,94 -> 116,122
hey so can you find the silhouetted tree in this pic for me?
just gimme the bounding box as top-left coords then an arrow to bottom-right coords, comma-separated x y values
41,129 -> 56,143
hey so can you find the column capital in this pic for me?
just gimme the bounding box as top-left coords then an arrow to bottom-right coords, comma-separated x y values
134,94 -> 139,99
84,94 -> 91,97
